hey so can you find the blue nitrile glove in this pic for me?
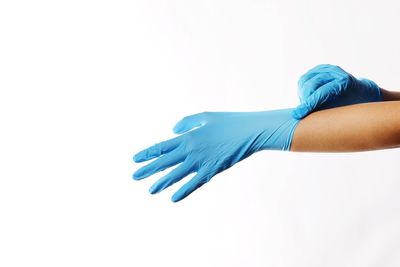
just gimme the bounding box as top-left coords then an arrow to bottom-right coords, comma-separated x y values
292,64 -> 382,119
133,109 -> 300,202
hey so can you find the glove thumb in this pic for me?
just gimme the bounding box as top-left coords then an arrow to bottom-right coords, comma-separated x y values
291,103 -> 311,120
291,80 -> 338,119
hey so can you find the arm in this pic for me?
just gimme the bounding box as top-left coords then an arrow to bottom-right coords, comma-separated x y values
133,101 -> 400,202
291,101 -> 400,152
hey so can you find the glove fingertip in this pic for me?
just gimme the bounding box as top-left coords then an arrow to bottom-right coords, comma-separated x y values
173,123 -> 187,134
149,185 -> 157,194
171,191 -> 184,202
133,171 -> 143,180
171,194 -> 180,203
172,124 -> 181,134
133,153 -> 143,163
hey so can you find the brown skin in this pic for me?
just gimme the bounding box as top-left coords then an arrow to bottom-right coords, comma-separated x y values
290,100 -> 400,152
381,88 -> 400,101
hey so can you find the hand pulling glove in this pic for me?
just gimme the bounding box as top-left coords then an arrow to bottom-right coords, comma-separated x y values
292,64 -> 382,119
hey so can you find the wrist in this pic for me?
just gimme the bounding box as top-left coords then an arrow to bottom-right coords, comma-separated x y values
258,108 -> 301,151
380,88 -> 400,101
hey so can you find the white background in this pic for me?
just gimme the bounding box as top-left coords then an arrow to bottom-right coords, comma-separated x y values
1,0 -> 400,266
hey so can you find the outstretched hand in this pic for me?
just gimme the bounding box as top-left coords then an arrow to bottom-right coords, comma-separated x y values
133,109 -> 299,202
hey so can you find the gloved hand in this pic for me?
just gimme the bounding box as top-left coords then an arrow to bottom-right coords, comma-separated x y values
292,64 -> 382,119
133,108 -> 300,202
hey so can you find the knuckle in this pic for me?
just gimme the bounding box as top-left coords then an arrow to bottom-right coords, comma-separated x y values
151,143 -> 161,155
318,63 -> 329,68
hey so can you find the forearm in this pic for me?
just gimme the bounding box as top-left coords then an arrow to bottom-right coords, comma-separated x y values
381,88 -> 400,101
290,101 -> 400,152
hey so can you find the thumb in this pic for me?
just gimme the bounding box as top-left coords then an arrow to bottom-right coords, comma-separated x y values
292,80 -> 339,119
173,112 -> 207,134
291,103 -> 311,120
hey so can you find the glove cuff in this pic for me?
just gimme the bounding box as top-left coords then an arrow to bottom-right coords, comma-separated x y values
358,78 -> 383,102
